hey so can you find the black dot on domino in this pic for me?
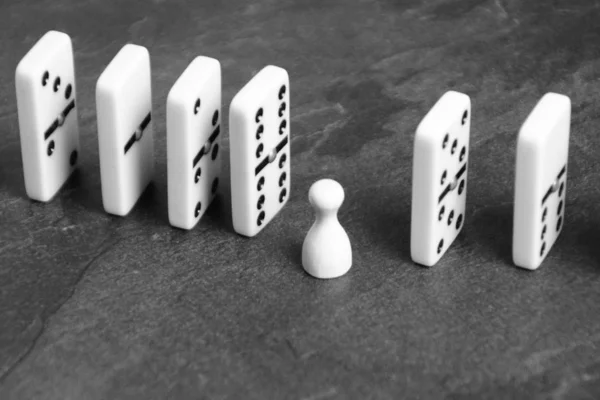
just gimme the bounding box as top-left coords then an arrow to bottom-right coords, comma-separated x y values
459,146 -> 466,162
279,172 -> 286,187
256,125 -> 264,140
442,134 -> 449,149
556,216 -> 563,232
47,140 -> 55,156
256,143 -> 264,158
257,195 -> 265,210
194,202 -> 202,218
278,102 -> 286,117
65,84 -> 72,100
451,139 -> 457,155
53,77 -> 61,93
257,176 -> 265,191
541,225 -> 547,240
278,85 -> 286,100
557,200 -> 563,215
69,150 -> 78,166
542,207 -> 548,222
559,182 -> 564,197
279,153 -> 287,168
437,239 -> 444,254
461,110 -> 468,125
194,167 -> 201,183
255,108 -> 263,123
447,210 -> 454,226
194,98 -> 201,115
42,71 -> 49,86
540,241 -> 546,256
456,214 -> 463,230
212,110 -> 219,126
458,179 -> 465,195
438,206 -> 445,221
212,177 -> 219,194
211,143 -> 219,160
441,170 -> 447,185
257,211 -> 265,226
279,188 -> 287,203
279,120 -> 287,135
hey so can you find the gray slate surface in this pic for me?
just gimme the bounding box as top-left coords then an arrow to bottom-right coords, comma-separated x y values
1,0 -> 600,398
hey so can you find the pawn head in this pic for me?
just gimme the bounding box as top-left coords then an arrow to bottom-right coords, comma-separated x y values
308,179 -> 345,211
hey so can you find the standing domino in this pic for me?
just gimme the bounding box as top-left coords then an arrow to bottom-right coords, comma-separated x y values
16,30 -> 80,202
97,44 -> 154,216
513,93 -> 571,270
411,91 -> 471,266
167,56 -> 222,229
229,65 -> 291,237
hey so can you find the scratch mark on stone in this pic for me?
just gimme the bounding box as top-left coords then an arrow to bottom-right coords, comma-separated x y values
51,215 -> 68,227
0,316 -> 43,381
305,119 -> 348,146
550,371 -> 596,400
302,387 -> 338,400
0,237 -> 117,383
494,0 -> 508,19
292,103 -> 346,122
525,333 -> 600,374
284,338 -> 299,359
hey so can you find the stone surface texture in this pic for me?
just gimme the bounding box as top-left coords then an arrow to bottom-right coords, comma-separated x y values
1,0 -> 600,399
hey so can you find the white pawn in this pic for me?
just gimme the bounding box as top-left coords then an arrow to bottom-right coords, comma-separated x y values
302,179 -> 352,279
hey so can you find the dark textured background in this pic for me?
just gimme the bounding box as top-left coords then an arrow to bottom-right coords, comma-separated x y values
1,0 -> 600,399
